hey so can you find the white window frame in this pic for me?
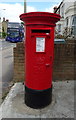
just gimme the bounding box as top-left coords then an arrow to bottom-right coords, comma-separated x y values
71,15 -> 76,36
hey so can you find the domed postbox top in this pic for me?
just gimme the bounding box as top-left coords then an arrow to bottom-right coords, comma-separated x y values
20,12 -> 60,26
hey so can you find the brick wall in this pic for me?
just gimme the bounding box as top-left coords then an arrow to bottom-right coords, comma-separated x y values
13,43 -> 25,82
13,40 -> 76,82
53,43 -> 75,81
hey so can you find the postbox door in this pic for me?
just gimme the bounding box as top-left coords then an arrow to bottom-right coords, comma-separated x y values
26,28 -> 54,90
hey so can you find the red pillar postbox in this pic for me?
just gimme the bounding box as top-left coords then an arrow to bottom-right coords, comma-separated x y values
20,12 -> 60,109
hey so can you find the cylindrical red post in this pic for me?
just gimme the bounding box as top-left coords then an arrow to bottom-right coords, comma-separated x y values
20,12 -> 60,109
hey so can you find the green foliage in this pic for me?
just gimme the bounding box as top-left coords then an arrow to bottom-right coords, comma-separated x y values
0,32 -> 1,38
55,34 -> 65,39
2,32 -> 7,38
21,22 -> 24,25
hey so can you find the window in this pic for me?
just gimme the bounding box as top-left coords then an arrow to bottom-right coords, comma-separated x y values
58,24 -> 61,32
66,17 -> 69,27
61,5 -> 64,18
71,15 -> 76,36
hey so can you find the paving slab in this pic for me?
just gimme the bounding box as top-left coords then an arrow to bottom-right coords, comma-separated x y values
0,81 -> 2,105
0,81 -> 74,119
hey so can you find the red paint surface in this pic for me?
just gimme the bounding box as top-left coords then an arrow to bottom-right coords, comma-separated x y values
20,12 -> 60,90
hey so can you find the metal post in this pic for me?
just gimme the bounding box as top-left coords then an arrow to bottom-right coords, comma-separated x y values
24,0 -> 26,13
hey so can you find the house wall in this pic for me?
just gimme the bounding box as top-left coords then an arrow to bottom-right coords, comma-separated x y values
55,0 -> 76,37
2,20 -> 8,33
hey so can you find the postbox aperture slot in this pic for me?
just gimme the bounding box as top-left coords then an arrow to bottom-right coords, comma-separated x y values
32,29 -> 50,35
36,37 -> 45,52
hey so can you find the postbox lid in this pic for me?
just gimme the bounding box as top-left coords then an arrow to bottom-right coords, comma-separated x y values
20,12 -> 60,26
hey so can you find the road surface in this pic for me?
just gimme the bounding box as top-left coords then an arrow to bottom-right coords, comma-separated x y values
0,39 -> 16,104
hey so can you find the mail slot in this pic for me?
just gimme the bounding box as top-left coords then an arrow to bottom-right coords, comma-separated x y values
20,12 -> 60,108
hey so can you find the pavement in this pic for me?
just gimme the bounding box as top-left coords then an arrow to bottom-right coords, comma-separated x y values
1,47 -> 14,92
0,80 -> 74,119
0,39 -> 16,51
0,39 -> 16,105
